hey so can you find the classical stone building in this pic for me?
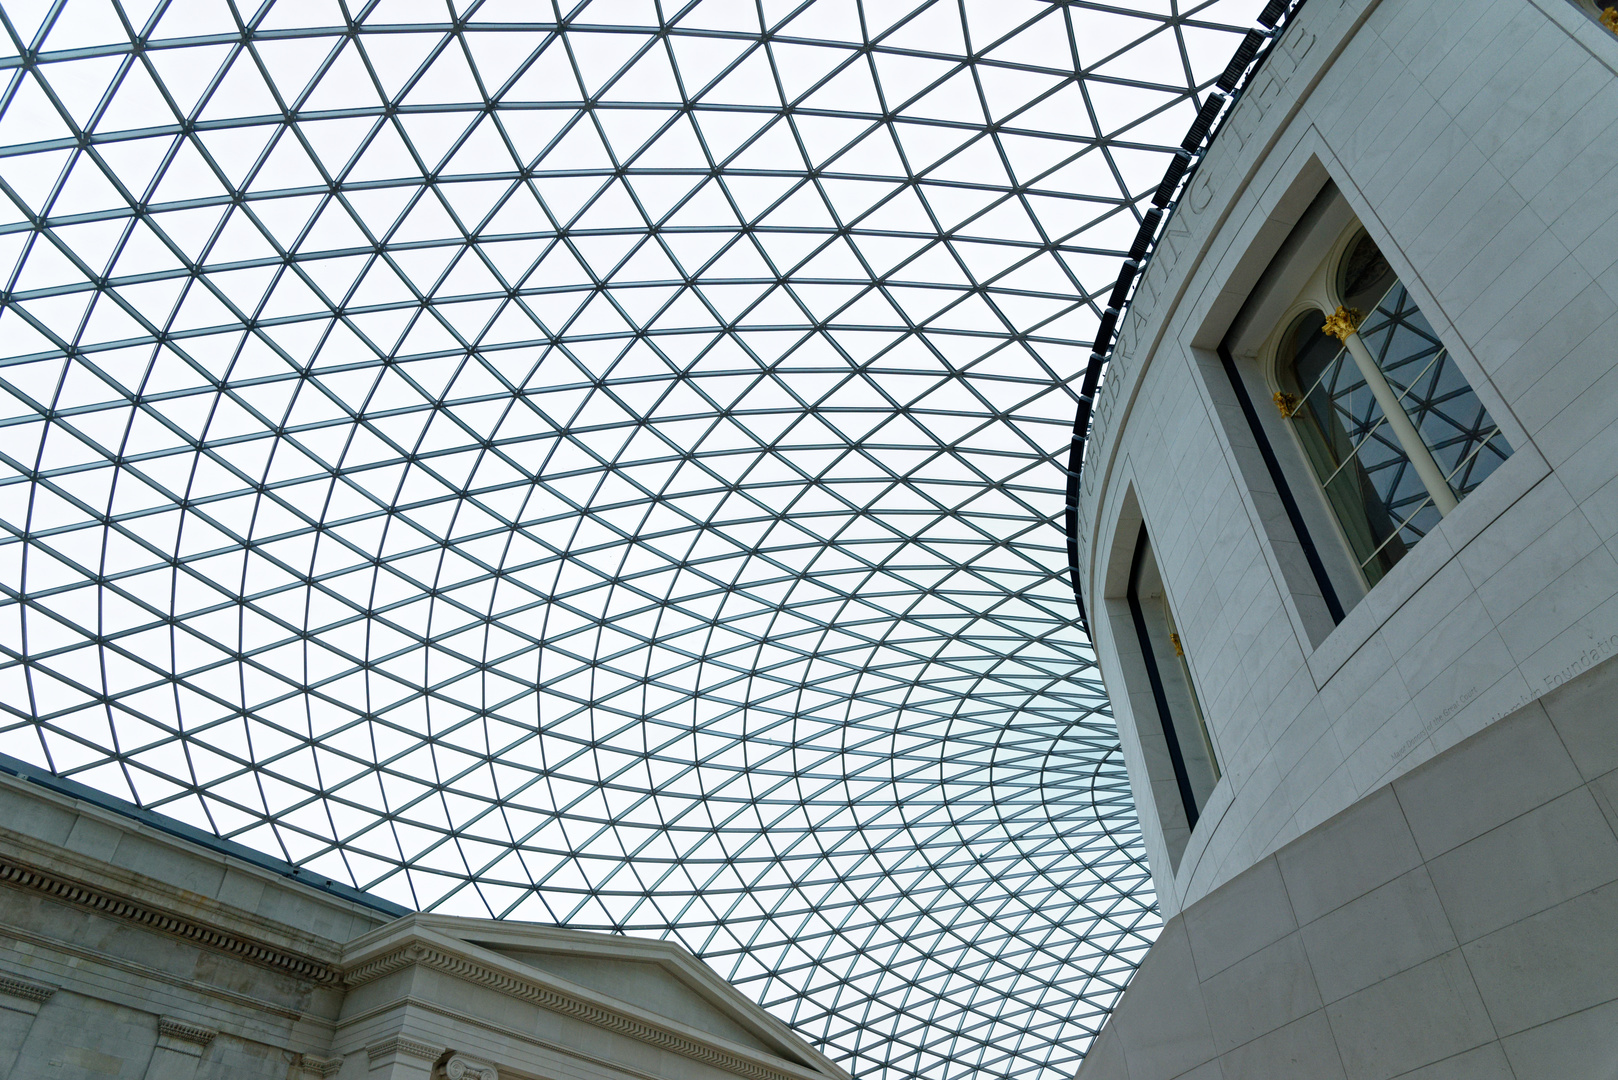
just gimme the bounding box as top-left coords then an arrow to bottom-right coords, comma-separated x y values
2,0 -> 1616,1076
0,769 -> 844,1080
1071,0 -> 1618,1076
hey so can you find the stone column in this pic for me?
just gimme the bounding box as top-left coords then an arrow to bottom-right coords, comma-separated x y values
1325,305 -> 1458,515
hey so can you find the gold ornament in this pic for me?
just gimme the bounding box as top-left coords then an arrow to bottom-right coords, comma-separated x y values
1273,391 -> 1300,418
1321,306 -> 1361,342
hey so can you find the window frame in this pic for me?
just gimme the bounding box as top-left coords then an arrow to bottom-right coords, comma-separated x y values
1569,0 -> 1618,33
1256,219 -> 1512,596
1123,525 -> 1221,835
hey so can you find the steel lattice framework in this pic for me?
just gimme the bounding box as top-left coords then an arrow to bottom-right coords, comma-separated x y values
0,1 -> 1261,1078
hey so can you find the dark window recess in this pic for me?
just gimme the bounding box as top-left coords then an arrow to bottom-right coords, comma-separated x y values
1219,343 -> 1346,623
1127,527 -> 1221,829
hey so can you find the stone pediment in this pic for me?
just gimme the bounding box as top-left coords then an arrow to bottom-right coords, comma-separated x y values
476,944 -> 779,1056
340,915 -> 847,1080
0,772 -> 845,1080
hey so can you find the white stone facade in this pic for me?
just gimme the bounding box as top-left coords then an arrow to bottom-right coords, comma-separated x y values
1073,0 -> 1618,1075
0,772 -> 843,1080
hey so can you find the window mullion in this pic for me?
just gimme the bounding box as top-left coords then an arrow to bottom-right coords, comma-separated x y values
1331,314 -> 1460,515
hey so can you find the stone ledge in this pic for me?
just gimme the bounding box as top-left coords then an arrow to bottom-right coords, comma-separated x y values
157,1017 -> 218,1045
292,1053 -> 344,1078
0,852 -> 342,985
0,972 -> 55,1003
0,915 -> 310,1022
366,1035 -> 442,1064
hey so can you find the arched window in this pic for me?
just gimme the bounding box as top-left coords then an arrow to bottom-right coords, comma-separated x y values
1271,231 -> 1511,589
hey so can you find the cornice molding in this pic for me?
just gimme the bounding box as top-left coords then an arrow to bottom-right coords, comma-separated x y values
0,853 -> 341,985
367,1035 -> 441,1063
293,1055 -> 344,1079
157,1017 -> 218,1045
344,942 -> 808,1080
0,973 -> 55,1003
0,917 -> 308,1021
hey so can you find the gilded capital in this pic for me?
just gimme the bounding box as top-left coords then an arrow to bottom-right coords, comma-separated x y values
1602,6 -> 1618,33
1321,306 -> 1361,342
1273,391 -> 1300,418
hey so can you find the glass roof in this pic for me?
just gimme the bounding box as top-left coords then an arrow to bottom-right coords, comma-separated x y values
0,1 -> 1261,1077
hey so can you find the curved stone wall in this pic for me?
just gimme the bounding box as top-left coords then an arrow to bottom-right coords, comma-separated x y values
1077,651 -> 1618,1079
1076,0 -> 1618,918
1075,0 -> 1618,1071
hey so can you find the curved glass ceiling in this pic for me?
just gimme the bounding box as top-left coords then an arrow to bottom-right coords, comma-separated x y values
0,1 -> 1260,1078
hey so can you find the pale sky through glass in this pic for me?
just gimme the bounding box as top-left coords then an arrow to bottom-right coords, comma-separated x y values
0,1 -> 1262,1078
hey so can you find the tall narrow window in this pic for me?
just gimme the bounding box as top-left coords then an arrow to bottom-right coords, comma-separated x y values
1274,232 -> 1512,588
1126,528 -> 1220,829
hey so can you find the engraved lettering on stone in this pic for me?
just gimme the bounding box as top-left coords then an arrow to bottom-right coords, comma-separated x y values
1544,634 -> 1618,690
1189,171 -> 1216,212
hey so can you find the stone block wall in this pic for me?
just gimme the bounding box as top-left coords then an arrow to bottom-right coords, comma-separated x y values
1075,0 -> 1618,918
1073,0 -> 1618,1073
1076,650 -> 1618,1079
